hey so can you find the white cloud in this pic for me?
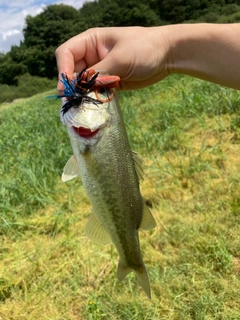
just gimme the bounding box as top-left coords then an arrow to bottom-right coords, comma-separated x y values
0,0 -> 90,53
2,29 -> 21,41
0,31 -> 23,53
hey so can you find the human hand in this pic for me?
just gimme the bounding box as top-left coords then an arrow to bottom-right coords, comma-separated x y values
55,26 -> 171,91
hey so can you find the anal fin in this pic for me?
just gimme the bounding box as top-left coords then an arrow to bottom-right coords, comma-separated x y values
85,212 -> 111,245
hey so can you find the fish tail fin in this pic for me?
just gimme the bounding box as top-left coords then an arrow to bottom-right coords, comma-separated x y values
117,260 -> 151,299
134,264 -> 151,299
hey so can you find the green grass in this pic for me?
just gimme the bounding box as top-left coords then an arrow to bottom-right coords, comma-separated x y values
1,75 -> 240,319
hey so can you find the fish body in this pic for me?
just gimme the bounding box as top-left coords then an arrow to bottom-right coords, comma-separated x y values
60,73 -> 156,299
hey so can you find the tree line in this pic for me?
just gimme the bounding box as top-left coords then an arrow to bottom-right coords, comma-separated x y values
0,0 -> 240,102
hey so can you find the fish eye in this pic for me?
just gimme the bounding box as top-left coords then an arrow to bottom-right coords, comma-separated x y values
96,87 -> 110,99
98,87 -> 109,95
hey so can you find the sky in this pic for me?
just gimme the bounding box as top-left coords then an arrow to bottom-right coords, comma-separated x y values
0,0 -> 89,53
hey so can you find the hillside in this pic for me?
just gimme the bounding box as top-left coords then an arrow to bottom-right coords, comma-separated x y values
1,75 -> 240,319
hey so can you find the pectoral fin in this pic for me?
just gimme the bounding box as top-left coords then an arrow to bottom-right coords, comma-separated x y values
85,212 -> 111,245
139,200 -> 157,231
62,155 -> 80,182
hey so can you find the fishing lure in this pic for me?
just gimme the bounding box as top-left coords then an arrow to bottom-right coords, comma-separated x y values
59,69 -> 103,115
48,68 -> 120,115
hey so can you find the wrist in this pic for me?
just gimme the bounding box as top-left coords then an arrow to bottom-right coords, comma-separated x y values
163,23 -> 240,90
164,23 -> 204,76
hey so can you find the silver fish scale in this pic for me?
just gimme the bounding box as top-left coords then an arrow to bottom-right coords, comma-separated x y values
79,98 -> 144,267
62,90 -> 156,298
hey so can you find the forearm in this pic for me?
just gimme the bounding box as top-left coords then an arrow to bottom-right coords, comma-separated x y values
164,23 -> 240,90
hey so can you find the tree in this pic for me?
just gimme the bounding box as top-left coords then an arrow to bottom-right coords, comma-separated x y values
0,54 -> 27,85
156,0 -> 227,23
24,4 -> 80,47
79,0 -> 161,28
23,4 -> 81,78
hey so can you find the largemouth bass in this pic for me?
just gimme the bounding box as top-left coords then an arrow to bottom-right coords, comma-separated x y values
59,70 -> 156,299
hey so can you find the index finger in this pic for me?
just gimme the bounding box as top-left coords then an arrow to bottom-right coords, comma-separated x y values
55,47 -> 75,76
56,29 -> 108,73
55,37 -> 88,90
55,37 -> 87,75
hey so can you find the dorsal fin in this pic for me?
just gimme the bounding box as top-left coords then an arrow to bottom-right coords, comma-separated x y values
85,212 -> 111,245
132,151 -> 145,181
62,155 -> 80,182
139,200 -> 157,231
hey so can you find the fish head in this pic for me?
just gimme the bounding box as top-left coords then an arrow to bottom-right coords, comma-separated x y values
60,89 -> 110,127
60,88 -> 113,147
60,70 -> 120,147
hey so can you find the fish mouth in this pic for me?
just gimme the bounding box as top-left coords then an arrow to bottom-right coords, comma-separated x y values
73,126 -> 99,139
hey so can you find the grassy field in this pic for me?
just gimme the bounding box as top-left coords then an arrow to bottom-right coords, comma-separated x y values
1,75 -> 240,319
